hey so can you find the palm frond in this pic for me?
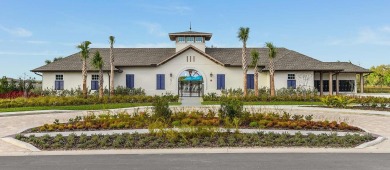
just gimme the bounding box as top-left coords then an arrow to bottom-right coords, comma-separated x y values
92,51 -> 103,69
109,36 -> 115,45
265,42 -> 276,59
77,41 -> 92,60
237,27 -> 250,42
250,49 -> 259,67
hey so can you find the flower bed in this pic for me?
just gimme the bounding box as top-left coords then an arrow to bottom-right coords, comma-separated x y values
16,131 -> 374,150
27,111 -> 361,133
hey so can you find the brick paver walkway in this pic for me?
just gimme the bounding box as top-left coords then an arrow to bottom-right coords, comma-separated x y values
1,106 -> 389,154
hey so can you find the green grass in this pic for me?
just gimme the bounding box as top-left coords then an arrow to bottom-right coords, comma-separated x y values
0,102 -> 181,113
201,101 -> 323,105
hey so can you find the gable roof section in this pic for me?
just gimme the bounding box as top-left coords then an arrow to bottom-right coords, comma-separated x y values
157,45 -> 224,66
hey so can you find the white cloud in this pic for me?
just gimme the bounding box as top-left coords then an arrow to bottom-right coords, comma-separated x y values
328,25 -> 390,46
137,22 -> 167,37
0,25 -> 32,37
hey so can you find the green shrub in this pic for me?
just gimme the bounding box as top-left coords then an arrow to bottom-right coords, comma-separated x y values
152,96 -> 172,121
320,95 -> 355,108
219,98 -> 243,120
249,121 -> 258,127
0,95 -> 178,108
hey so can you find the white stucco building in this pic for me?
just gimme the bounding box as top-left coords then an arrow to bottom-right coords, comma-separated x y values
32,30 -> 370,96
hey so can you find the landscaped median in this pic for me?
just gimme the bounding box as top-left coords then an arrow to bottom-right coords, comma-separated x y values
13,108 -> 376,150
6,97 -> 383,151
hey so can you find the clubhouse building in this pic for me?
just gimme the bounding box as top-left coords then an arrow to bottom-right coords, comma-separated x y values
32,30 -> 370,96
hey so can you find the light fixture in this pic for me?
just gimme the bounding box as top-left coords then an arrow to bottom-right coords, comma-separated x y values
170,73 -> 173,77
210,72 -> 213,77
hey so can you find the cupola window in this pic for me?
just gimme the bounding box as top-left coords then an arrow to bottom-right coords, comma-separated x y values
178,37 -> 185,42
186,37 -> 194,42
195,37 -> 203,42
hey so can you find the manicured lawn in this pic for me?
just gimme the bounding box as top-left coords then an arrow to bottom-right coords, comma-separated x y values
201,101 -> 323,105
0,102 -> 181,113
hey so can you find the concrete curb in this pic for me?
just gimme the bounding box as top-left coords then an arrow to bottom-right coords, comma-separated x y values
355,136 -> 387,149
1,137 -> 40,152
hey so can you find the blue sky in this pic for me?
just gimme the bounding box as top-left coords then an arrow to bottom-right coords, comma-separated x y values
1,0 -> 389,79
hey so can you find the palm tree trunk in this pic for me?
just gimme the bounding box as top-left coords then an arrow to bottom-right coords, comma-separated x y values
110,46 -> 114,97
82,60 -> 87,98
269,59 -> 275,96
242,43 -> 248,96
99,69 -> 104,99
254,66 -> 258,96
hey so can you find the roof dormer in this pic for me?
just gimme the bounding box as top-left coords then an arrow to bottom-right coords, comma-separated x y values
169,31 -> 212,52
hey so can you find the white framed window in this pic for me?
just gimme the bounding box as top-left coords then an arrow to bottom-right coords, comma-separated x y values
178,37 -> 185,42
91,74 -> 99,90
195,37 -> 203,42
92,74 -> 99,81
186,37 -> 194,42
55,74 -> 64,90
288,74 -> 295,80
55,74 -> 63,81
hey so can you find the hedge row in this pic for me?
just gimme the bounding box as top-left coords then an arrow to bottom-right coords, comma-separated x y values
0,95 -> 179,108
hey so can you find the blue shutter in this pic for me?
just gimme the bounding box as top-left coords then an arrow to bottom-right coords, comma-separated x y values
156,74 -> 165,90
161,74 -> 165,90
60,81 -> 64,90
55,81 -> 59,90
217,74 -> 225,90
55,81 -> 64,90
221,74 -> 225,89
91,81 -> 98,90
247,74 -> 254,89
126,74 -> 134,88
292,80 -> 296,89
287,80 -> 296,89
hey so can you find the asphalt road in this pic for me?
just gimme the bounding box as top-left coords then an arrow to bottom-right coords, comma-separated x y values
0,153 -> 389,170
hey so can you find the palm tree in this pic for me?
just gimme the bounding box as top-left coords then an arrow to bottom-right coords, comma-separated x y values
77,41 -> 92,98
250,49 -> 260,96
92,51 -> 104,99
266,42 -> 277,96
109,36 -> 115,97
237,27 -> 250,96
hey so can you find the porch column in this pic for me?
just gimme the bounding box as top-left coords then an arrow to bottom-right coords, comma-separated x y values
360,73 -> 364,93
329,72 -> 333,95
336,73 -> 339,95
320,72 -> 323,96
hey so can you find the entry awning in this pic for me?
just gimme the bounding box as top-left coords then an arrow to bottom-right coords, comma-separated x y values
183,76 -> 203,81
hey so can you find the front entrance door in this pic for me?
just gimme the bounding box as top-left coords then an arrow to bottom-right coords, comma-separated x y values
178,69 -> 204,97
178,81 -> 203,97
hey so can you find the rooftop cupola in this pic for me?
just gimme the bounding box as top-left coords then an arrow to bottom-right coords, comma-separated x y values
169,30 -> 212,52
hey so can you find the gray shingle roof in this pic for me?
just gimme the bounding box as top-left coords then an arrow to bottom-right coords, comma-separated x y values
169,31 -> 212,40
32,47 -> 370,73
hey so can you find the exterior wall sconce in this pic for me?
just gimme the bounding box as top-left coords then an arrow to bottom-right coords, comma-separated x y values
210,73 -> 213,77
170,73 -> 173,77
